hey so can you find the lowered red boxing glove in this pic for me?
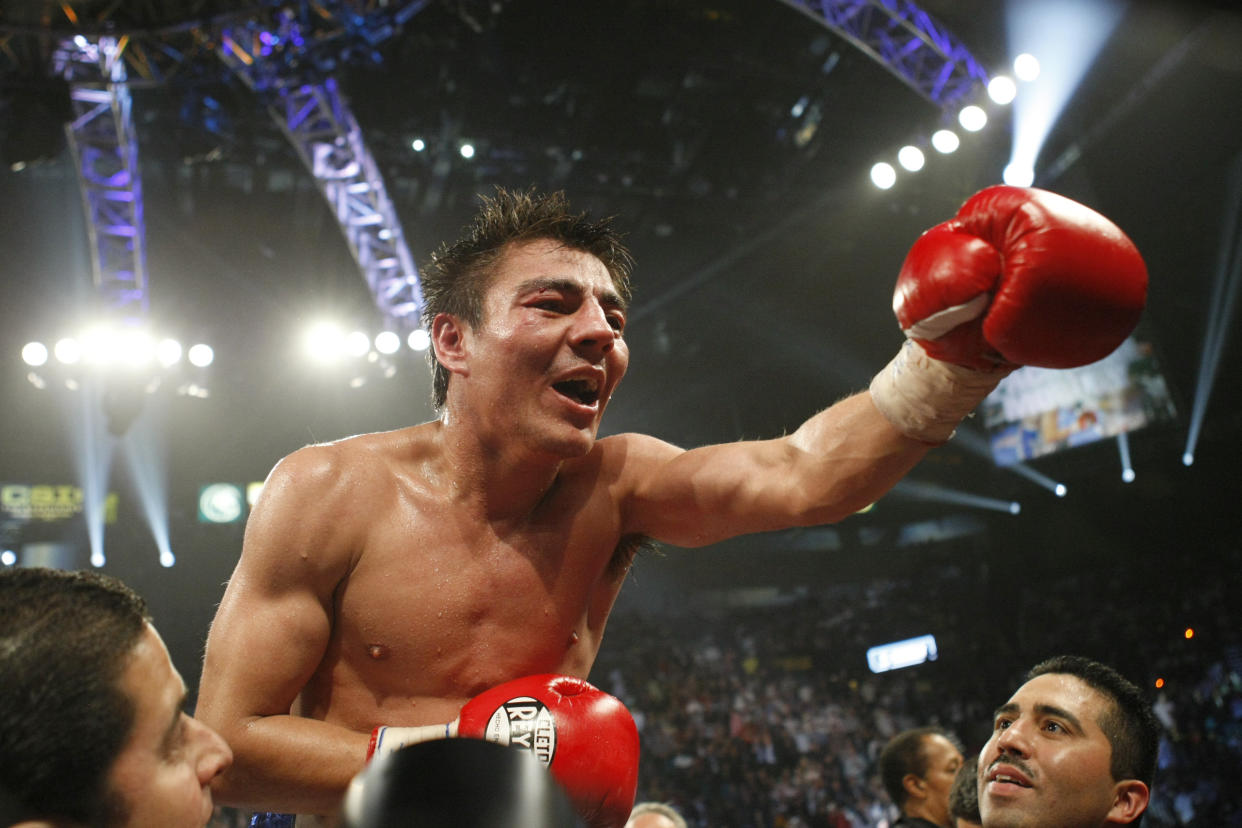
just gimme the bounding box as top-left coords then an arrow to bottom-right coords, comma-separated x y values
871,185 -> 1147,442
368,674 -> 639,828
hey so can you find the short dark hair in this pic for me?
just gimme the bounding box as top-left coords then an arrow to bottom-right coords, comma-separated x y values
948,754 -> 981,824
878,726 -> 954,809
420,187 -> 634,408
0,567 -> 152,824
1026,655 -> 1159,787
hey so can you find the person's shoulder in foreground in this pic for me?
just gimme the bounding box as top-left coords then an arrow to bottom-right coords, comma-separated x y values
0,566 -> 232,828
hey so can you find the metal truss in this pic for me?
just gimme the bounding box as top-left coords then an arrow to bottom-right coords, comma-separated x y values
258,75 -> 424,325
779,0 -> 990,110
55,36 -> 148,323
216,7 -> 425,327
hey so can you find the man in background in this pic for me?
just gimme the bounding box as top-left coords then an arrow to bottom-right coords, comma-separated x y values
878,727 -> 965,828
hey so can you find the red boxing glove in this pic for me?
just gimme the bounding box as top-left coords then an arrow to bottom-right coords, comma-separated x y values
369,674 -> 639,828
894,185 -> 1148,370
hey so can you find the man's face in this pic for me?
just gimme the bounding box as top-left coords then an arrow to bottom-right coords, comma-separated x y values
451,238 -> 629,457
977,672 -> 1136,828
917,733 -> 964,827
105,624 -> 233,828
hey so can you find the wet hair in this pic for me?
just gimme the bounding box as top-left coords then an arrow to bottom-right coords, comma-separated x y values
0,567 -> 151,825
420,187 -> 634,408
878,726 -> 956,809
1026,655 -> 1159,787
948,754 -> 981,825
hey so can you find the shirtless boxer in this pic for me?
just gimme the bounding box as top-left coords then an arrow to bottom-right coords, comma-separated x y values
197,186 -> 1147,824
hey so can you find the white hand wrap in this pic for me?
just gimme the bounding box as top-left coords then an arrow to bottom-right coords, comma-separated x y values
869,341 -> 1013,443
368,722 -> 458,761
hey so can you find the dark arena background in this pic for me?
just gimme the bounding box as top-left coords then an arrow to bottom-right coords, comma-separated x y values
2,1 -> 1241,825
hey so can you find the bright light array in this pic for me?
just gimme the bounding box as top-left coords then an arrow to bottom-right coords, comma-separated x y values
958,105 -> 988,132
931,129 -> 960,154
870,162 -> 897,189
187,343 -> 214,367
897,145 -> 925,172
988,75 -> 1018,105
21,341 -> 48,367
1014,52 -> 1041,82
408,328 -> 431,352
375,331 -> 401,355
156,338 -> 182,367
345,330 -> 372,358
54,337 -> 82,364
304,321 -> 345,363
1003,163 -> 1036,186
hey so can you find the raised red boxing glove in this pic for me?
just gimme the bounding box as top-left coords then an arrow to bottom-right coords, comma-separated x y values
368,674 -> 639,828
894,185 -> 1147,370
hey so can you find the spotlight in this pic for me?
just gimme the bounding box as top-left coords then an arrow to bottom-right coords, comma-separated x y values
1,550 -> 15,566
897,146 -> 925,172
931,130 -> 960,154
1182,452 -> 1194,467
1003,163 -> 1035,186
55,337 -> 82,365
1122,468 -> 1136,483
188,343 -> 214,367
958,105 -> 987,132
345,330 -> 372,358
408,329 -> 431,352
411,138 -> 425,152
459,143 -> 475,159
156,338 -> 182,367
1014,53 -> 1040,82
22,341 -> 48,367
375,331 -> 401,355
870,162 -> 897,190
1054,483 -> 1068,497
988,75 -> 1018,105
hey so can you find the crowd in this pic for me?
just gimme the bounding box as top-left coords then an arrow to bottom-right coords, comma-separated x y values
591,541 -> 1242,827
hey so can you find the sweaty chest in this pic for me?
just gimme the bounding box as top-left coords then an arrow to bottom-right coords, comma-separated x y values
332,523 -> 618,700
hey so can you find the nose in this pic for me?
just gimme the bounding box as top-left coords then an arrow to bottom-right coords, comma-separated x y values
994,720 -> 1032,758
189,716 -> 234,783
568,299 -> 617,356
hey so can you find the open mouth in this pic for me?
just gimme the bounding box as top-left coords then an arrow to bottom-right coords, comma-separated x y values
553,378 -> 601,406
989,772 -> 1033,789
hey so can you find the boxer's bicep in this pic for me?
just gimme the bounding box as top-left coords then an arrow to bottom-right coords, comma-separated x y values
204,451 -> 360,718
615,394 -> 928,546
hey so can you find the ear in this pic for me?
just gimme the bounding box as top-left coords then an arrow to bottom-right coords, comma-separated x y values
431,313 -> 470,380
902,772 -> 927,801
1106,779 -> 1150,824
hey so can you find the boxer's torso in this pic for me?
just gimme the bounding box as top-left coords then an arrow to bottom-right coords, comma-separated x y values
291,424 -> 633,732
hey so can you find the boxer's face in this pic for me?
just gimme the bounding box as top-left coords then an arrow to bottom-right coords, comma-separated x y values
453,238 -> 629,457
977,673 -> 1140,828
105,624 -> 233,827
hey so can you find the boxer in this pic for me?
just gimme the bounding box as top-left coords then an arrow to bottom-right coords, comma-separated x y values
0,567 -> 233,827
197,186 -> 1146,826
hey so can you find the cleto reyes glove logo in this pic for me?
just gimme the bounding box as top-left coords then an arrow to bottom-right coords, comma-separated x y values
482,696 -> 557,767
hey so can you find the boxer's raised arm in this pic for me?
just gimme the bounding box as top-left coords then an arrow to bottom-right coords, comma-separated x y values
615,392 -> 929,548
197,445 -> 368,815
620,186 -> 1145,549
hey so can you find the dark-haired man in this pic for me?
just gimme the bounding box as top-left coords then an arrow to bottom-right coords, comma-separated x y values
0,567 -> 233,827
197,186 -> 1147,825
878,727 -> 964,827
978,655 -> 1158,827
